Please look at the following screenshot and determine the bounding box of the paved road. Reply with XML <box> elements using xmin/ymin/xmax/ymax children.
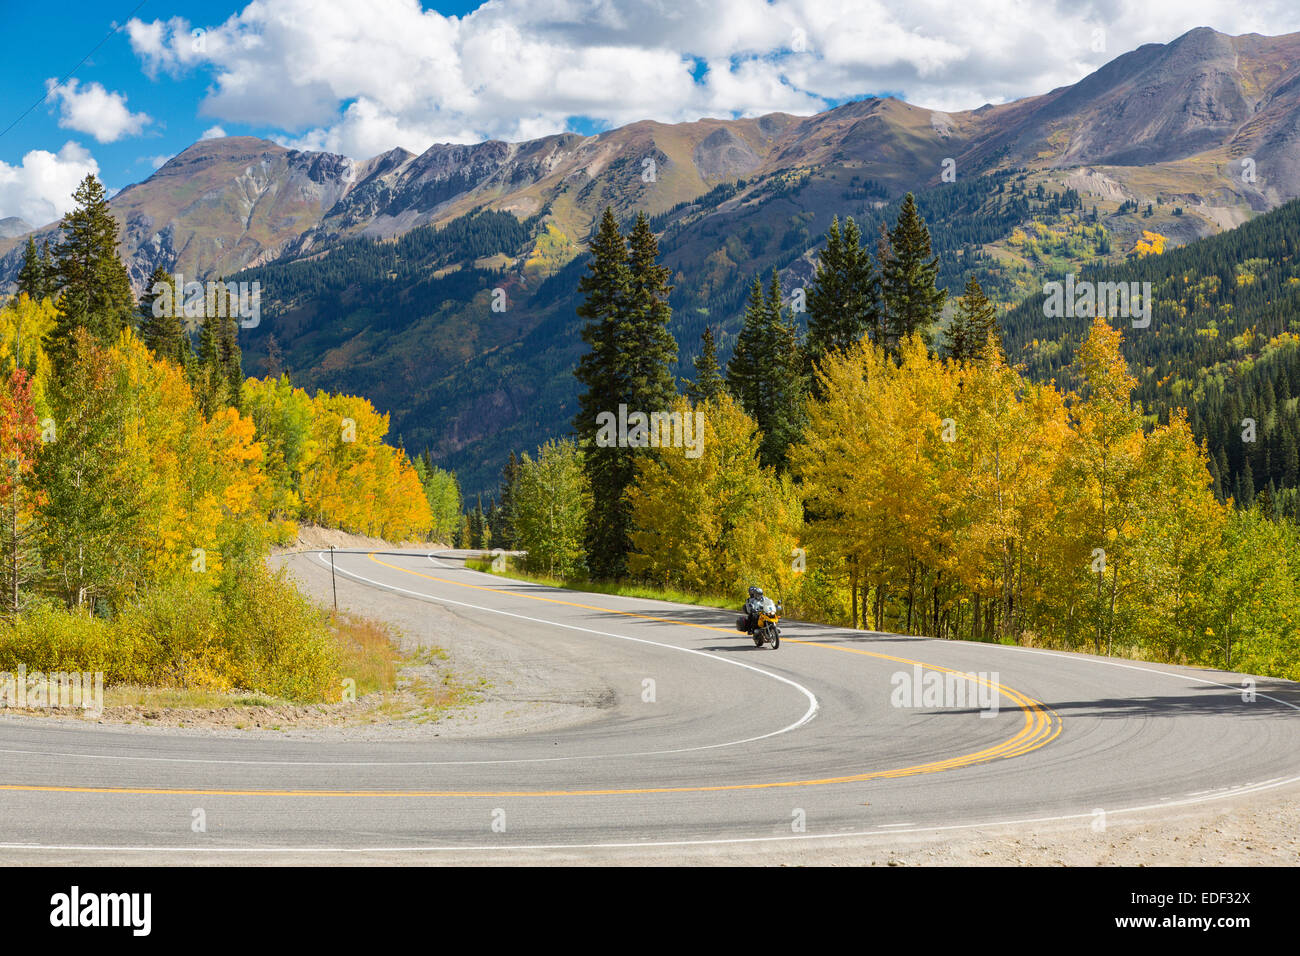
<box><xmin>2</xmin><ymin>548</ymin><xmax>1299</xmax><ymax>862</ymax></box>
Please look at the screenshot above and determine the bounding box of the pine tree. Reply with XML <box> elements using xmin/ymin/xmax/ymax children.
<box><xmin>191</xmin><ymin>285</ymin><xmax>243</xmax><ymax>413</ymax></box>
<box><xmin>468</xmin><ymin>495</ymin><xmax>486</xmax><ymax>549</ymax></box>
<box><xmin>137</xmin><ymin>266</ymin><xmax>168</xmax><ymax>340</ymax></box>
<box><xmin>882</xmin><ymin>193</ymin><xmax>946</xmax><ymax>351</ymax></box>
<box><xmin>40</xmin><ymin>240</ymin><xmax>53</xmax><ymax>299</ymax></box>
<box><xmin>486</xmin><ymin>498</ymin><xmax>502</xmax><ymax>548</ymax></box>
<box><xmin>944</xmin><ymin>275</ymin><xmax>1001</xmax><ymax>364</ymax></box>
<box><xmin>806</xmin><ymin>215</ymin><xmax>880</xmax><ymax>380</ymax></box>
<box><xmin>194</xmin><ymin>305</ymin><xmax>225</xmax><ymax>415</ymax></box>
<box><xmin>137</xmin><ymin>266</ymin><xmax>191</xmax><ymax>368</ymax></box>
<box><xmin>16</xmin><ymin>237</ymin><xmax>48</xmax><ymax>302</ymax></box>
<box><xmin>573</xmin><ymin>207</ymin><xmax>635</xmax><ymax>578</ymax></box>
<box><xmin>492</xmin><ymin>451</ymin><xmax>519</xmax><ymax>550</ymax></box>
<box><xmin>770</xmin><ymin>283</ymin><xmax>808</xmax><ymax>466</ymax></box>
<box><xmin>685</xmin><ymin>326</ymin><xmax>726</xmax><ymax>403</ymax></box>
<box><xmin>728</xmin><ymin>277</ymin><xmax>768</xmax><ymax>430</ymax></box>
<box><xmin>197</xmin><ymin>303</ymin><xmax>218</xmax><ymax>368</ymax></box>
<box><xmin>1215</xmin><ymin>446</ymin><xmax>1231</xmax><ymax>502</ymax></box>
<box><xmin>1238</xmin><ymin>459</ymin><xmax>1255</xmax><ymax>509</ymax></box>
<box><xmin>48</xmin><ymin>175</ymin><xmax>134</xmax><ymax>368</ymax></box>
<box><xmin>216</xmin><ymin>306</ymin><xmax>244</xmax><ymax>410</ymax></box>
<box><xmin>1208</xmin><ymin>451</ymin><xmax>1223</xmax><ymax>500</ymax></box>
<box><xmin>573</xmin><ymin>207</ymin><xmax>678</xmax><ymax>578</ymax></box>
<box><xmin>625</xmin><ymin>212</ymin><xmax>678</xmax><ymax>412</ymax></box>
<box><xmin>727</xmin><ymin>270</ymin><xmax>806</xmax><ymax>470</ymax></box>
<box><xmin>1281</xmin><ymin>427</ymin><xmax>1298</xmax><ymax>489</ymax></box>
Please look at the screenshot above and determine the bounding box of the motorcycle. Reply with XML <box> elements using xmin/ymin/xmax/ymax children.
<box><xmin>736</xmin><ymin>598</ymin><xmax>782</xmax><ymax>649</ymax></box>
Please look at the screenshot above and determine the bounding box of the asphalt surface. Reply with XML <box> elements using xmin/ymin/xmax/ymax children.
<box><xmin>2</xmin><ymin>548</ymin><xmax>1299</xmax><ymax>863</ymax></box>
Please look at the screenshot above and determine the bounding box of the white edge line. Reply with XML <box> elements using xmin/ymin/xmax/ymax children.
<box><xmin>319</xmin><ymin>549</ymin><xmax>822</xmax><ymax>750</ymax></box>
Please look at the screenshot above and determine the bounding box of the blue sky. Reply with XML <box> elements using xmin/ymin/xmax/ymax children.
<box><xmin>2</xmin><ymin>3</ymin><xmax>238</xmax><ymax>185</ymax></box>
<box><xmin>4</xmin><ymin>0</ymin><xmax>1300</xmax><ymax>227</ymax></box>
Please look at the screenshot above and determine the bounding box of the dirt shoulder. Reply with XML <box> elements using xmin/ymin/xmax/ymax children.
<box><xmin>634</xmin><ymin>786</ymin><xmax>1300</xmax><ymax>867</ymax></box>
<box><xmin>0</xmin><ymin>643</ymin><xmax>482</xmax><ymax>742</ymax></box>
<box><xmin>270</xmin><ymin>545</ymin><xmax>613</xmax><ymax>741</ymax></box>
<box><xmin>271</xmin><ymin>524</ymin><xmax>447</xmax><ymax>555</ymax></box>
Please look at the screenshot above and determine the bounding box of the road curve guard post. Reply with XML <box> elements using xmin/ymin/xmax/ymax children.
<box><xmin>329</xmin><ymin>545</ymin><xmax>338</xmax><ymax>615</ymax></box>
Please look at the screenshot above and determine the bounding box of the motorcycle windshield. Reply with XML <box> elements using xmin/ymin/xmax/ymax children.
<box><xmin>762</xmin><ymin>598</ymin><xmax>776</xmax><ymax>615</ymax></box>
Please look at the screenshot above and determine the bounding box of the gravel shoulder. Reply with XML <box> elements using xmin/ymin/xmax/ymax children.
<box><xmin>269</xmin><ymin>540</ymin><xmax>614</xmax><ymax>741</ymax></box>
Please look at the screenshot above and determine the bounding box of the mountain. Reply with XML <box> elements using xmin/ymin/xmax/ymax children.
<box><xmin>964</xmin><ymin>28</ymin><xmax>1300</xmax><ymax>185</ymax></box>
<box><xmin>0</xmin><ymin>104</ymin><xmax>951</xmax><ymax>290</ymax></box>
<box><xmin>5</xmin><ymin>26</ymin><xmax>1300</xmax><ymax>492</ymax></box>
<box><xmin>0</xmin><ymin>138</ymin><xmax>414</xmax><ymax>290</ymax></box>
<box><xmin>10</xmin><ymin>27</ymin><xmax>1300</xmax><ymax>287</ymax></box>
<box><xmin>0</xmin><ymin>217</ymin><xmax>32</xmax><ymax>239</ymax></box>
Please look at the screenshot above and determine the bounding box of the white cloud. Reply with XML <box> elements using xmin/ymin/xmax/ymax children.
<box><xmin>148</xmin><ymin>155</ymin><xmax>172</xmax><ymax>169</ymax></box>
<box><xmin>45</xmin><ymin>78</ymin><xmax>151</xmax><ymax>143</ymax></box>
<box><xmin>0</xmin><ymin>141</ymin><xmax>100</xmax><ymax>226</ymax></box>
<box><xmin>200</xmin><ymin>125</ymin><xmax>227</xmax><ymax>140</ymax></box>
<box><xmin>126</xmin><ymin>0</ymin><xmax>1300</xmax><ymax>157</ymax></box>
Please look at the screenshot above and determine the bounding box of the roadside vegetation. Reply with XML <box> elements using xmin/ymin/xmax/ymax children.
<box><xmin>465</xmin><ymin>555</ymin><xmax>735</xmax><ymax>612</ymax></box>
<box><xmin>0</xmin><ymin>175</ymin><xmax>466</xmax><ymax>704</ymax></box>
<box><xmin>2</xmin><ymin>602</ymin><xmax>473</xmax><ymax>724</ymax></box>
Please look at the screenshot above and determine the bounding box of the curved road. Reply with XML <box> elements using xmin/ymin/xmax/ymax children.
<box><xmin>2</xmin><ymin>548</ymin><xmax>1299</xmax><ymax>862</ymax></box>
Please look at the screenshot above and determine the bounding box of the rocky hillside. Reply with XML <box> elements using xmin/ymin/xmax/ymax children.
<box><xmin>7</xmin><ymin>27</ymin><xmax>1300</xmax><ymax>291</ymax></box>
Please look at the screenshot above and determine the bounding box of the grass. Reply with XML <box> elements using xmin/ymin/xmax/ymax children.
<box><xmin>331</xmin><ymin>612</ymin><xmax>403</xmax><ymax>697</ymax></box>
<box><xmin>375</xmin><ymin>673</ymin><xmax>484</xmax><ymax>724</ymax></box>
<box><xmin>464</xmin><ymin>557</ymin><xmax>736</xmax><ymax>612</ymax></box>
<box><xmin>104</xmin><ymin>685</ymin><xmax>283</xmax><ymax>710</ymax></box>
<box><xmin>97</xmin><ymin>613</ymin><xmax>405</xmax><ymax>713</ymax></box>
<box><xmin>331</xmin><ymin>616</ymin><xmax>478</xmax><ymax>723</ymax></box>
<box><xmin>329</xmin><ymin>612</ymin><xmax>483</xmax><ymax>722</ymax></box>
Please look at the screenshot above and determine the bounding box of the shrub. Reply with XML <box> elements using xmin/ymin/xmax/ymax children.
<box><xmin>0</xmin><ymin>569</ymin><xmax>343</xmax><ymax>703</ymax></box>
<box><xmin>115</xmin><ymin>584</ymin><xmax>231</xmax><ymax>691</ymax></box>
<box><xmin>218</xmin><ymin>566</ymin><xmax>341</xmax><ymax>701</ymax></box>
<box><xmin>0</xmin><ymin>604</ymin><xmax>147</xmax><ymax>681</ymax></box>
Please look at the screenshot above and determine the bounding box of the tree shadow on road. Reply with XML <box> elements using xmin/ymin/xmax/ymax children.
<box><xmin>935</xmin><ymin>684</ymin><xmax>1300</xmax><ymax>719</ymax></box>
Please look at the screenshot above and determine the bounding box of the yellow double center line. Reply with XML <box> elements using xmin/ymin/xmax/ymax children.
<box><xmin>0</xmin><ymin>552</ymin><xmax>1060</xmax><ymax>799</ymax></box>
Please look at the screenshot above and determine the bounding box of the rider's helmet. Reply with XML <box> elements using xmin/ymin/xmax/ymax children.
<box><xmin>748</xmin><ymin>585</ymin><xmax>763</xmax><ymax>601</ymax></box>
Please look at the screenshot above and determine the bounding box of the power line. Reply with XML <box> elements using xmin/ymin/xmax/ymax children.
<box><xmin>0</xmin><ymin>0</ymin><xmax>151</xmax><ymax>143</ymax></box>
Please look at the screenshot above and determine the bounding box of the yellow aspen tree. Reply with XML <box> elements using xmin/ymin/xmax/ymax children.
<box><xmin>629</xmin><ymin>394</ymin><xmax>801</xmax><ymax>598</ymax></box>
<box><xmin>1065</xmin><ymin>317</ymin><xmax>1146</xmax><ymax>654</ymax></box>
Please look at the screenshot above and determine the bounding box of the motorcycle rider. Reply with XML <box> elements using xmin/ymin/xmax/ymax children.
<box><xmin>738</xmin><ymin>585</ymin><xmax>768</xmax><ymax>633</ymax></box>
